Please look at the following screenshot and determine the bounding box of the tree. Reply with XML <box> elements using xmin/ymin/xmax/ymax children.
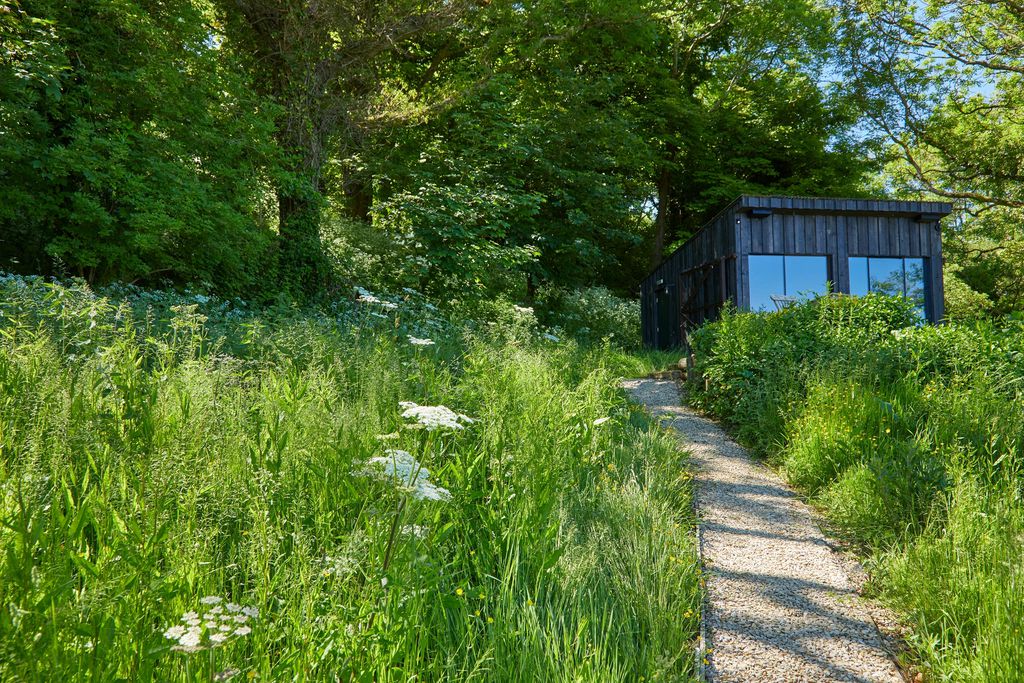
<box><xmin>359</xmin><ymin>0</ymin><xmax>662</xmax><ymax>298</ymax></box>
<box><xmin>354</xmin><ymin>0</ymin><xmax>874</xmax><ymax>298</ymax></box>
<box><xmin>214</xmin><ymin>0</ymin><xmax>469</xmax><ymax>291</ymax></box>
<box><xmin>840</xmin><ymin>0</ymin><xmax>1024</xmax><ymax>208</ymax></box>
<box><xmin>0</xmin><ymin>0</ymin><xmax>879</xmax><ymax>301</ymax></box>
<box><xmin>645</xmin><ymin>0</ymin><xmax>874</xmax><ymax>264</ymax></box>
<box><xmin>840</xmin><ymin>0</ymin><xmax>1024</xmax><ymax>314</ymax></box>
<box><xmin>0</xmin><ymin>0</ymin><xmax>280</xmax><ymax>292</ymax></box>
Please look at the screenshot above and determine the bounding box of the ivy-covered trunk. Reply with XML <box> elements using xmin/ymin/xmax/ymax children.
<box><xmin>272</xmin><ymin>94</ymin><xmax>334</xmax><ymax>294</ymax></box>
<box><xmin>276</xmin><ymin>186</ymin><xmax>325</xmax><ymax>293</ymax></box>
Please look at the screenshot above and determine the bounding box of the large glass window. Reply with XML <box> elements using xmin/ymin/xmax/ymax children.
<box><xmin>748</xmin><ymin>255</ymin><xmax>829</xmax><ymax>312</ymax></box>
<box><xmin>848</xmin><ymin>257</ymin><xmax>927</xmax><ymax>318</ymax></box>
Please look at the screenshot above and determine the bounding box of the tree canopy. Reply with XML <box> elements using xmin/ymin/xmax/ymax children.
<box><xmin>1</xmin><ymin>0</ymin><xmax>1020</xmax><ymax>312</ymax></box>
<box><xmin>840</xmin><ymin>0</ymin><xmax>1024</xmax><ymax>316</ymax></box>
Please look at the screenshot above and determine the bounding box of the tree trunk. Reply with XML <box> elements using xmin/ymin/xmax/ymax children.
<box><xmin>273</xmin><ymin>101</ymin><xmax>332</xmax><ymax>294</ymax></box>
<box><xmin>344</xmin><ymin>176</ymin><xmax>373</xmax><ymax>222</ymax></box>
<box><xmin>525</xmin><ymin>272</ymin><xmax>538</xmax><ymax>303</ymax></box>
<box><xmin>651</xmin><ymin>164</ymin><xmax>673</xmax><ymax>269</ymax></box>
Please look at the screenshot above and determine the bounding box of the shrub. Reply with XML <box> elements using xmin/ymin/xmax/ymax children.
<box><xmin>537</xmin><ymin>286</ymin><xmax>640</xmax><ymax>350</ymax></box>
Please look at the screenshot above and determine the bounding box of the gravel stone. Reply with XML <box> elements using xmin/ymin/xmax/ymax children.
<box><xmin>623</xmin><ymin>379</ymin><xmax>903</xmax><ymax>683</ymax></box>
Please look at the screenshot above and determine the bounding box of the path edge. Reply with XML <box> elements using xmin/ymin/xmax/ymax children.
<box><xmin>628</xmin><ymin>377</ymin><xmax>910</xmax><ymax>683</ymax></box>
<box><xmin>679</xmin><ymin>385</ymin><xmax>913</xmax><ymax>683</ymax></box>
<box><xmin>694</xmin><ymin>504</ymin><xmax>710</xmax><ymax>682</ymax></box>
<box><xmin>626</xmin><ymin>377</ymin><xmax>711</xmax><ymax>683</ymax></box>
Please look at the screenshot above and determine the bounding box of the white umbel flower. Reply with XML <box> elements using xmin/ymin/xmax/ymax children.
<box><xmin>408</xmin><ymin>336</ymin><xmax>435</xmax><ymax>346</ymax></box>
<box><xmin>399</xmin><ymin>402</ymin><xmax>475</xmax><ymax>431</ymax></box>
<box><xmin>364</xmin><ymin>448</ymin><xmax>451</xmax><ymax>501</ymax></box>
<box><xmin>177</xmin><ymin>628</ymin><xmax>203</xmax><ymax>652</ymax></box>
<box><xmin>164</xmin><ymin>599</ymin><xmax>258</xmax><ymax>653</ymax></box>
<box><xmin>163</xmin><ymin>625</ymin><xmax>187</xmax><ymax>640</ymax></box>
<box><xmin>401</xmin><ymin>524</ymin><xmax>428</xmax><ymax>539</ymax></box>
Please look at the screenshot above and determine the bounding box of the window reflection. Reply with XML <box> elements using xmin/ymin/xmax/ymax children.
<box><xmin>848</xmin><ymin>257</ymin><xmax>928</xmax><ymax>319</ymax></box>
<box><xmin>748</xmin><ymin>255</ymin><xmax>828</xmax><ymax>312</ymax></box>
<box><xmin>905</xmin><ymin>258</ymin><xmax>926</xmax><ymax>319</ymax></box>
<box><xmin>748</xmin><ymin>256</ymin><xmax>785</xmax><ymax>312</ymax></box>
<box><xmin>868</xmin><ymin>258</ymin><xmax>904</xmax><ymax>297</ymax></box>
<box><xmin>849</xmin><ymin>257</ymin><xmax>868</xmax><ymax>296</ymax></box>
<box><xmin>786</xmin><ymin>256</ymin><xmax>828</xmax><ymax>299</ymax></box>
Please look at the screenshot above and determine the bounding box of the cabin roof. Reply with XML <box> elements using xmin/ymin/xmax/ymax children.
<box><xmin>736</xmin><ymin>195</ymin><xmax>953</xmax><ymax>217</ymax></box>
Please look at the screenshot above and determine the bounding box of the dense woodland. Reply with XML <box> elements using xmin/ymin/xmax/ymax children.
<box><xmin>1</xmin><ymin>1</ymin><xmax>1024</xmax><ymax>682</ymax></box>
<box><xmin>2</xmin><ymin>0</ymin><xmax>1021</xmax><ymax>316</ymax></box>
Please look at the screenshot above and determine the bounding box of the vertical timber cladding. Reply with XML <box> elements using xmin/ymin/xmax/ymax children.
<box><xmin>640</xmin><ymin>195</ymin><xmax>952</xmax><ymax>350</ymax></box>
<box><xmin>640</xmin><ymin>203</ymin><xmax>737</xmax><ymax>349</ymax></box>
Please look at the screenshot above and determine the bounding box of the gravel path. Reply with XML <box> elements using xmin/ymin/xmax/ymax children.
<box><xmin>623</xmin><ymin>379</ymin><xmax>903</xmax><ymax>683</ymax></box>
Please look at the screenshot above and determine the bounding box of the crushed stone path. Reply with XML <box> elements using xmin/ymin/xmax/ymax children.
<box><xmin>623</xmin><ymin>379</ymin><xmax>903</xmax><ymax>683</ymax></box>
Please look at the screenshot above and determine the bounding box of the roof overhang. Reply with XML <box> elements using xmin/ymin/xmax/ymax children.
<box><xmin>737</xmin><ymin>195</ymin><xmax>953</xmax><ymax>218</ymax></box>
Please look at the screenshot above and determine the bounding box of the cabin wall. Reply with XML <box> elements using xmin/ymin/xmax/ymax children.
<box><xmin>642</xmin><ymin>196</ymin><xmax>950</xmax><ymax>350</ymax></box>
<box><xmin>738</xmin><ymin>199</ymin><xmax>945</xmax><ymax>322</ymax></box>
<box><xmin>640</xmin><ymin>207</ymin><xmax>737</xmax><ymax>349</ymax></box>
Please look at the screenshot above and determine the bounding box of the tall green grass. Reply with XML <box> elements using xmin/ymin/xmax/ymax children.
<box><xmin>691</xmin><ymin>296</ymin><xmax>1024</xmax><ymax>681</ymax></box>
<box><xmin>0</xmin><ymin>276</ymin><xmax>700</xmax><ymax>682</ymax></box>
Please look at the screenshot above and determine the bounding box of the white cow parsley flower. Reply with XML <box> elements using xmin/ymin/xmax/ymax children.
<box><xmin>363</xmin><ymin>448</ymin><xmax>452</xmax><ymax>501</ymax></box>
<box><xmin>164</xmin><ymin>625</ymin><xmax>187</xmax><ymax>640</ymax></box>
<box><xmin>408</xmin><ymin>336</ymin><xmax>435</xmax><ymax>346</ymax></box>
<box><xmin>401</xmin><ymin>524</ymin><xmax>428</xmax><ymax>539</ymax></box>
<box><xmin>177</xmin><ymin>628</ymin><xmax>203</xmax><ymax>652</ymax></box>
<box><xmin>163</xmin><ymin>599</ymin><xmax>258</xmax><ymax>653</ymax></box>
<box><xmin>399</xmin><ymin>402</ymin><xmax>475</xmax><ymax>431</ymax></box>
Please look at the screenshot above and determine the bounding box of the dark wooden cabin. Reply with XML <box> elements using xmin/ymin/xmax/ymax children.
<box><xmin>640</xmin><ymin>195</ymin><xmax>953</xmax><ymax>350</ymax></box>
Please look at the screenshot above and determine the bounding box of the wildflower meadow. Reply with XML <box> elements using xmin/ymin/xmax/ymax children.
<box><xmin>0</xmin><ymin>275</ymin><xmax>700</xmax><ymax>682</ymax></box>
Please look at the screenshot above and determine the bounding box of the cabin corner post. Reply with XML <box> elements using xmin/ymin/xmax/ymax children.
<box><xmin>932</xmin><ymin>223</ymin><xmax>945</xmax><ymax>322</ymax></box>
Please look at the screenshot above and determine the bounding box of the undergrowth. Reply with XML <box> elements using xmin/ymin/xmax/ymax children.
<box><xmin>690</xmin><ymin>295</ymin><xmax>1024</xmax><ymax>681</ymax></box>
<box><xmin>0</xmin><ymin>275</ymin><xmax>700</xmax><ymax>682</ymax></box>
